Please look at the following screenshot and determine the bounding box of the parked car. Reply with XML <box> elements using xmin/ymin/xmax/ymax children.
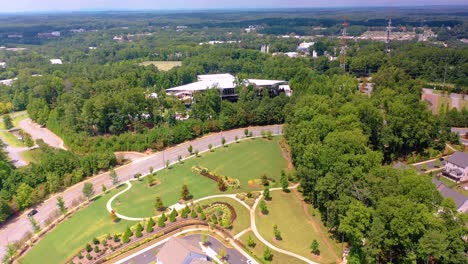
<box><xmin>27</xmin><ymin>209</ymin><xmax>38</xmax><ymax>217</ymax></box>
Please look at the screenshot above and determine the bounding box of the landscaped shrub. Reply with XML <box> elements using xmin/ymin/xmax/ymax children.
<box><xmin>146</xmin><ymin>217</ymin><xmax>155</xmax><ymax>233</ymax></box>
<box><xmin>94</xmin><ymin>245</ymin><xmax>100</xmax><ymax>253</ymax></box>
<box><xmin>85</xmin><ymin>243</ymin><xmax>92</xmax><ymax>252</ymax></box>
<box><xmin>93</xmin><ymin>237</ymin><xmax>100</xmax><ymax>245</ymax></box>
<box><xmin>113</xmin><ymin>234</ymin><xmax>120</xmax><ymax>243</ymax></box>
<box><xmin>86</xmin><ymin>253</ymin><xmax>92</xmax><ymax>260</ymax></box>
<box><xmin>191</xmin><ymin>209</ymin><xmax>197</xmax><ymax>218</ymax></box>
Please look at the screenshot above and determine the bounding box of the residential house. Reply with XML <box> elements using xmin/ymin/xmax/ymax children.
<box><xmin>156</xmin><ymin>237</ymin><xmax>210</xmax><ymax>264</ymax></box>
<box><xmin>432</xmin><ymin>178</ymin><xmax>468</xmax><ymax>213</ymax></box>
<box><xmin>443</xmin><ymin>151</ymin><xmax>468</xmax><ymax>182</ymax></box>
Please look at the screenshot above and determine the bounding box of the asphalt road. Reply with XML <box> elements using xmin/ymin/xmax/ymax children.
<box><xmin>0</xmin><ymin>124</ymin><xmax>283</xmax><ymax>259</ymax></box>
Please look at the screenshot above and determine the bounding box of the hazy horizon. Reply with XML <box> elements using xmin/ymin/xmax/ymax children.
<box><xmin>0</xmin><ymin>0</ymin><xmax>467</xmax><ymax>13</ymax></box>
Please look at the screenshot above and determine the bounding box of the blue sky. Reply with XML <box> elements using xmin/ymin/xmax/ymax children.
<box><xmin>1</xmin><ymin>0</ymin><xmax>466</xmax><ymax>13</ymax></box>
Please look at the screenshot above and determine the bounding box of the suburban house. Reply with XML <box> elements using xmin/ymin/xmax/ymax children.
<box><xmin>165</xmin><ymin>73</ymin><xmax>291</xmax><ymax>101</ymax></box>
<box><xmin>443</xmin><ymin>151</ymin><xmax>468</xmax><ymax>182</ymax></box>
<box><xmin>50</xmin><ymin>59</ymin><xmax>63</xmax><ymax>65</ymax></box>
<box><xmin>156</xmin><ymin>237</ymin><xmax>210</xmax><ymax>264</ymax></box>
<box><xmin>432</xmin><ymin>178</ymin><xmax>468</xmax><ymax>213</ymax></box>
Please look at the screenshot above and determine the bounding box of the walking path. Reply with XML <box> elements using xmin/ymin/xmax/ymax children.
<box><xmin>0</xmin><ymin>124</ymin><xmax>282</xmax><ymax>259</ymax></box>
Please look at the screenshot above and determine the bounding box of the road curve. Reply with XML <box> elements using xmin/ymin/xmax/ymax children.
<box><xmin>18</xmin><ymin>118</ymin><xmax>67</xmax><ymax>150</ymax></box>
<box><xmin>0</xmin><ymin>124</ymin><xmax>283</xmax><ymax>259</ymax></box>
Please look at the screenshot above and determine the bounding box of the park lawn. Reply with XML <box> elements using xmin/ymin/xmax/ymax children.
<box><xmin>0</xmin><ymin>131</ymin><xmax>25</xmax><ymax>147</ymax></box>
<box><xmin>196</xmin><ymin>197</ymin><xmax>250</xmax><ymax>236</ymax></box>
<box><xmin>195</xmin><ymin>137</ymin><xmax>288</xmax><ymax>190</ymax></box>
<box><xmin>20</xmin><ymin>148</ymin><xmax>44</xmax><ymax>164</ymax></box>
<box><xmin>22</xmin><ymin>188</ymin><xmax>132</xmax><ymax>264</ymax></box>
<box><xmin>256</xmin><ymin>191</ymin><xmax>342</xmax><ymax>264</ymax></box>
<box><xmin>239</xmin><ymin>230</ymin><xmax>306</xmax><ymax>264</ymax></box>
<box><xmin>139</xmin><ymin>61</ymin><xmax>182</xmax><ymax>71</ymax></box>
<box><xmin>113</xmin><ymin>138</ymin><xmax>288</xmax><ymax>218</ymax></box>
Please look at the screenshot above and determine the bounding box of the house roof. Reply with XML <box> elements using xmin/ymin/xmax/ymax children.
<box><xmin>157</xmin><ymin>237</ymin><xmax>205</xmax><ymax>264</ymax></box>
<box><xmin>432</xmin><ymin>178</ymin><xmax>468</xmax><ymax>213</ymax></box>
<box><xmin>447</xmin><ymin>152</ymin><xmax>468</xmax><ymax>168</ymax></box>
<box><xmin>246</xmin><ymin>79</ymin><xmax>285</xmax><ymax>86</ymax></box>
<box><xmin>50</xmin><ymin>59</ymin><xmax>63</xmax><ymax>65</ymax></box>
<box><xmin>197</xmin><ymin>73</ymin><xmax>235</xmax><ymax>81</ymax></box>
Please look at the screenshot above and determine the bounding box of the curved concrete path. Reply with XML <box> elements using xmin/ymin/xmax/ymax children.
<box><xmin>0</xmin><ymin>124</ymin><xmax>282</xmax><ymax>259</ymax></box>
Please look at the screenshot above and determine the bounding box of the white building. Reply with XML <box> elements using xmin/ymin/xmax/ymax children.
<box><xmin>0</xmin><ymin>78</ymin><xmax>17</xmax><ymax>86</ymax></box>
<box><xmin>166</xmin><ymin>73</ymin><xmax>292</xmax><ymax>100</ymax></box>
<box><xmin>297</xmin><ymin>42</ymin><xmax>315</xmax><ymax>53</ymax></box>
<box><xmin>0</xmin><ymin>62</ymin><xmax>6</xmax><ymax>68</ymax></box>
<box><xmin>50</xmin><ymin>59</ymin><xmax>63</xmax><ymax>65</ymax></box>
<box><xmin>444</xmin><ymin>151</ymin><xmax>468</xmax><ymax>182</ymax></box>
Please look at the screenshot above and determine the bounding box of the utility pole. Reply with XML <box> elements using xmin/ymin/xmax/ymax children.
<box><xmin>385</xmin><ymin>16</ymin><xmax>392</xmax><ymax>55</ymax></box>
<box><xmin>340</xmin><ymin>19</ymin><xmax>348</xmax><ymax>70</ymax></box>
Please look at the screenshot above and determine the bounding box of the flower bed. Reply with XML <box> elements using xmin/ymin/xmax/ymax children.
<box><xmin>192</xmin><ymin>166</ymin><xmax>240</xmax><ymax>190</ymax></box>
<box><xmin>203</xmin><ymin>202</ymin><xmax>236</xmax><ymax>229</ymax></box>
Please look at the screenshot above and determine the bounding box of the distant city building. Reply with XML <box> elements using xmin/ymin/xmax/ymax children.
<box><xmin>359</xmin><ymin>31</ymin><xmax>416</xmax><ymax>41</ymax></box>
<box><xmin>0</xmin><ymin>62</ymin><xmax>6</xmax><ymax>68</ymax></box>
<box><xmin>70</xmin><ymin>28</ymin><xmax>86</xmax><ymax>33</ymax></box>
<box><xmin>297</xmin><ymin>42</ymin><xmax>315</xmax><ymax>54</ymax></box>
<box><xmin>5</xmin><ymin>47</ymin><xmax>26</xmax><ymax>52</ymax></box>
<box><xmin>156</xmin><ymin>237</ymin><xmax>209</xmax><ymax>264</ymax></box>
<box><xmin>50</xmin><ymin>59</ymin><xmax>63</xmax><ymax>65</ymax></box>
<box><xmin>0</xmin><ymin>78</ymin><xmax>17</xmax><ymax>86</ymax></box>
<box><xmin>37</xmin><ymin>31</ymin><xmax>60</xmax><ymax>38</ymax></box>
<box><xmin>7</xmin><ymin>34</ymin><xmax>23</xmax><ymax>38</ymax></box>
<box><xmin>260</xmin><ymin>44</ymin><xmax>270</xmax><ymax>53</ymax></box>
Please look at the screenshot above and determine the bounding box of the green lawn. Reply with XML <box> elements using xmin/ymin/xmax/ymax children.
<box><xmin>196</xmin><ymin>197</ymin><xmax>250</xmax><ymax>235</ymax></box>
<box><xmin>256</xmin><ymin>191</ymin><xmax>342</xmax><ymax>264</ymax></box>
<box><xmin>138</xmin><ymin>61</ymin><xmax>182</xmax><ymax>71</ymax></box>
<box><xmin>239</xmin><ymin>230</ymin><xmax>306</xmax><ymax>264</ymax></box>
<box><xmin>113</xmin><ymin>138</ymin><xmax>288</xmax><ymax>218</ymax></box>
<box><xmin>22</xmin><ymin>188</ymin><xmax>132</xmax><ymax>264</ymax></box>
<box><xmin>0</xmin><ymin>131</ymin><xmax>25</xmax><ymax>147</ymax></box>
<box><xmin>20</xmin><ymin>148</ymin><xmax>44</xmax><ymax>164</ymax></box>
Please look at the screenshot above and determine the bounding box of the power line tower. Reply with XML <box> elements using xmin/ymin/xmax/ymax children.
<box><xmin>385</xmin><ymin>16</ymin><xmax>392</xmax><ymax>55</ymax></box>
<box><xmin>339</xmin><ymin>19</ymin><xmax>348</xmax><ymax>70</ymax></box>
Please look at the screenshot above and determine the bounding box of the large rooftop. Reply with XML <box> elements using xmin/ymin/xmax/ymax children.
<box><xmin>447</xmin><ymin>151</ymin><xmax>468</xmax><ymax>168</ymax></box>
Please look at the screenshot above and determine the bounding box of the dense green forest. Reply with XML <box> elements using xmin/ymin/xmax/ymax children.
<box><xmin>0</xmin><ymin>9</ymin><xmax>466</xmax><ymax>263</ymax></box>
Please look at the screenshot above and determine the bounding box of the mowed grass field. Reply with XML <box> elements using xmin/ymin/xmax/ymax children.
<box><xmin>113</xmin><ymin>137</ymin><xmax>288</xmax><ymax>218</ymax></box>
<box><xmin>239</xmin><ymin>230</ymin><xmax>306</xmax><ymax>264</ymax></box>
<box><xmin>256</xmin><ymin>191</ymin><xmax>343</xmax><ymax>264</ymax></box>
<box><xmin>196</xmin><ymin>197</ymin><xmax>251</xmax><ymax>235</ymax></box>
<box><xmin>138</xmin><ymin>61</ymin><xmax>182</xmax><ymax>71</ymax></box>
<box><xmin>22</xmin><ymin>188</ymin><xmax>132</xmax><ymax>264</ymax></box>
<box><xmin>20</xmin><ymin>148</ymin><xmax>44</xmax><ymax>164</ymax></box>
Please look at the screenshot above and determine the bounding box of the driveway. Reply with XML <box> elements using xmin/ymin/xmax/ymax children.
<box><xmin>18</xmin><ymin>118</ymin><xmax>66</xmax><ymax>150</ymax></box>
<box><xmin>0</xmin><ymin>124</ymin><xmax>283</xmax><ymax>259</ymax></box>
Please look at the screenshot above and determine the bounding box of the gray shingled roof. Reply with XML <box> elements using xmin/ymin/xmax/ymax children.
<box><xmin>447</xmin><ymin>152</ymin><xmax>468</xmax><ymax>168</ymax></box>
<box><xmin>432</xmin><ymin>178</ymin><xmax>468</xmax><ymax>210</ymax></box>
<box><xmin>157</xmin><ymin>237</ymin><xmax>205</xmax><ymax>264</ymax></box>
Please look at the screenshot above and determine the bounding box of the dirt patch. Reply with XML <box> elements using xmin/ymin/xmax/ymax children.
<box><xmin>278</xmin><ymin>138</ymin><xmax>293</xmax><ymax>170</ymax></box>
<box><xmin>291</xmin><ymin>188</ymin><xmax>342</xmax><ymax>263</ymax></box>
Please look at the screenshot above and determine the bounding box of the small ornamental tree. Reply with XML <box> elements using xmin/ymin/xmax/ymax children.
<box><xmin>110</xmin><ymin>168</ymin><xmax>119</xmax><ymax>186</ymax></box>
<box><xmin>263</xmin><ymin>247</ymin><xmax>273</xmax><ymax>261</ymax></box>
<box><xmin>218</xmin><ymin>179</ymin><xmax>227</xmax><ymax>191</ymax></box>
<box><xmin>155</xmin><ymin>196</ymin><xmax>165</xmax><ymax>212</ymax></box>
<box><xmin>178</xmin><ymin>155</ymin><xmax>182</xmax><ymax>164</ymax></box>
<box><xmin>260</xmin><ymin>200</ymin><xmax>268</xmax><ymax>215</ymax></box>
<box><xmin>194</xmin><ymin>149</ymin><xmax>199</xmax><ymax>157</ymax></box>
<box><xmin>208</xmin><ymin>143</ymin><xmax>213</xmax><ymax>152</ymax></box>
<box><xmin>56</xmin><ymin>196</ymin><xmax>67</xmax><ymax>214</ymax></box>
<box><xmin>147</xmin><ymin>174</ymin><xmax>155</xmax><ymax>187</ymax></box>
<box><xmin>221</xmin><ymin>137</ymin><xmax>226</xmax><ymax>147</ymax></box>
<box><xmin>244</xmin><ymin>129</ymin><xmax>249</xmax><ymax>137</ymax></box>
<box><xmin>149</xmin><ymin>166</ymin><xmax>154</xmax><ymax>174</ymax></box>
<box><xmin>135</xmin><ymin>223</ymin><xmax>143</xmax><ymax>238</ymax></box>
<box><xmin>188</xmin><ymin>145</ymin><xmax>193</xmax><ymax>154</ymax></box>
<box><xmin>311</xmin><ymin>239</ymin><xmax>320</xmax><ymax>255</ymax></box>
<box><xmin>273</xmin><ymin>224</ymin><xmax>282</xmax><ymax>240</ymax></box>
<box><xmin>122</xmin><ymin>227</ymin><xmax>132</xmax><ymax>243</ymax></box>
<box><xmin>281</xmin><ymin>172</ymin><xmax>289</xmax><ymax>192</ymax></box>
<box><xmin>196</xmin><ymin>205</ymin><xmax>203</xmax><ymax>213</ymax></box>
<box><xmin>158</xmin><ymin>214</ymin><xmax>166</xmax><ymax>227</ymax></box>
<box><xmin>82</xmin><ymin>182</ymin><xmax>94</xmax><ymax>200</ymax></box>
<box><xmin>181</xmin><ymin>184</ymin><xmax>190</xmax><ymax>200</ymax></box>
<box><xmin>101</xmin><ymin>184</ymin><xmax>107</xmax><ymax>193</ymax></box>
<box><xmin>3</xmin><ymin>115</ymin><xmax>12</xmax><ymax>129</ymax></box>
<box><xmin>247</xmin><ymin>235</ymin><xmax>256</xmax><ymax>248</ymax></box>
<box><xmin>166</xmin><ymin>159</ymin><xmax>170</xmax><ymax>169</ymax></box>
<box><xmin>170</xmin><ymin>209</ymin><xmax>177</xmax><ymax>222</ymax></box>
<box><xmin>212</xmin><ymin>214</ymin><xmax>218</xmax><ymax>224</ymax></box>
<box><xmin>85</xmin><ymin>243</ymin><xmax>92</xmax><ymax>252</ymax></box>
<box><xmin>200</xmin><ymin>211</ymin><xmax>207</xmax><ymax>221</ymax></box>
<box><xmin>201</xmin><ymin>234</ymin><xmax>209</xmax><ymax>246</ymax></box>
<box><xmin>235</xmin><ymin>135</ymin><xmax>239</xmax><ymax>143</ymax></box>
<box><xmin>191</xmin><ymin>209</ymin><xmax>198</xmax><ymax>218</ymax></box>
<box><xmin>146</xmin><ymin>217</ymin><xmax>155</xmax><ymax>233</ymax></box>
<box><xmin>261</xmin><ymin>174</ymin><xmax>269</xmax><ymax>186</ymax></box>
<box><xmin>263</xmin><ymin>188</ymin><xmax>271</xmax><ymax>201</ymax></box>
<box><xmin>110</xmin><ymin>210</ymin><xmax>119</xmax><ymax>222</ymax></box>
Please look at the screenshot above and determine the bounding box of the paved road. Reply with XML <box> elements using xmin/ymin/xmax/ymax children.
<box><xmin>451</xmin><ymin>127</ymin><xmax>468</xmax><ymax>146</ymax></box>
<box><xmin>0</xmin><ymin>124</ymin><xmax>282</xmax><ymax>259</ymax></box>
<box><xmin>0</xmin><ymin>133</ymin><xmax>32</xmax><ymax>167</ymax></box>
<box><xmin>18</xmin><ymin>118</ymin><xmax>67</xmax><ymax>150</ymax></box>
